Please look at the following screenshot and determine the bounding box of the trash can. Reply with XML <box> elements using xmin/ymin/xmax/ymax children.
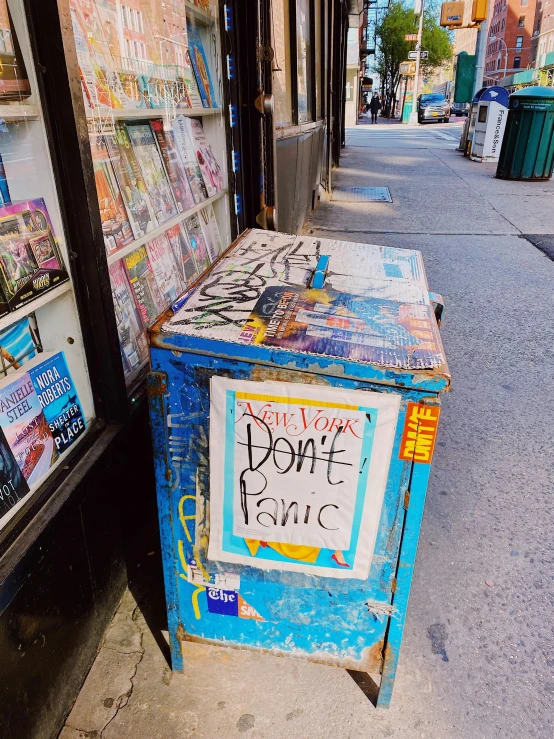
<box><xmin>148</xmin><ymin>229</ymin><xmax>451</xmax><ymax>709</ymax></box>
<box><xmin>496</xmin><ymin>86</ymin><xmax>554</xmax><ymax>180</ymax></box>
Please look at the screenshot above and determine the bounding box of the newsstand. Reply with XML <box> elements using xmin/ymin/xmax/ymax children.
<box><xmin>147</xmin><ymin>229</ymin><xmax>451</xmax><ymax>708</ymax></box>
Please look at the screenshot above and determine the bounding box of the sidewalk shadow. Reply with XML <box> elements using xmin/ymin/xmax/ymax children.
<box><xmin>346</xmin><ymin>669</ymin><xmax>380</xmax><ymax>707</ymax></box>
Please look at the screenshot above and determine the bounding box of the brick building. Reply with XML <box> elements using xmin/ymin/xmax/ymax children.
<box><xmin>532</xmin><ymin>0</ymin><xmax>554</xmax><ymax>68</ymax></box>
<box><xmin>484</xmin><ymin>0</ymin><xmax>537</xmax><ymax>83</ymax></box>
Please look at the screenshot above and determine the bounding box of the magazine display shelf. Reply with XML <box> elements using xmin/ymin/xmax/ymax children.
<box><xmin>0</xmin><ymin>282</ymin><xmax>71</xmax><ymax>333</ymax></box>
<box><xmin>106</xmin><ymin>189</ymin><xmax>228</xmax><ymax>267</ymax></box>
<box><xmin>0</xmin><ymin>103</ymin><xmax>40</xmax><ymax>121</ymax></box>
<box><xmin>85</xmin><ymin>107</ymin><xmax>219</xmax><ymax>121</ymax></box>
<box><xmin>184</xmin><ymin>1</ymin><xmax>212</xmax><ymax>26</ymax></box>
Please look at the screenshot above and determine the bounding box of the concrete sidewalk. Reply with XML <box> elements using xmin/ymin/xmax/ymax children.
<box><xmin>60</xmin><ymin>128</ymin><xmax>554</xmax><ymax>739</ymax></box>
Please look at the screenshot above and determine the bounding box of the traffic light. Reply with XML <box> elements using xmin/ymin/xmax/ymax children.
<box><xmin>471</xmin><ymin>0</ymin><xmax>489</xmax><ymax>22</ymax></box>
<box><xmin>440</xmin><ymin>2</ymin><xmax>464</xmax><ymax>27</ymax></box>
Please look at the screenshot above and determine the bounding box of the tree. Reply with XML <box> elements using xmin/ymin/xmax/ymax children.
<box><xmin>374</xmin><ymin>1</ymin><xmax>452</xmax><ymax>117</ymax></box>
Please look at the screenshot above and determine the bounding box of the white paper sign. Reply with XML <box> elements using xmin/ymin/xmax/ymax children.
<box><xmin>208</xmin><ymin>378</ymin><xmax>400</xmax><ymax>579</ymax></box>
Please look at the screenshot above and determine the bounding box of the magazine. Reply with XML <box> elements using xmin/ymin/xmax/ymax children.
<box><xmin>188</xmin><ymin>118</ymin><xmax>225</xmax><ymax>196</ymax></box>
<box><xmin>183</xmin><ymin>212</ymin><xmax>211</xmax><ymax>273</ymax></box>
<box><xmin>199</xmin><ymin>205</ymin><xmax>223</xmax><ymax>262</ymax></box>
<box><xmin>28</xmin><ymin>352</ymin><xmax>86</xmax><ymax>455</ymax></box>
<box><xmin>0</xmin><ymin>199</ymin><xmax>70</xmax><ymax>311</ymax></box>
<box><xmin>90</xmin><ymin>134</ymin><xmax>134</xmax><ymax>255</ymax></box>
<box><xmin>186</xmin><ymin>21</ymin><xmax>217</xmax><ymax>108</ymax></box>
<box><xmin>164</xmin><ymin>224</ymin><xmax>199</xmax><ymax>287</ymax></box>
<box><xmin>126</xmin><ymin>123</ymin><xmax>178</xmax><ymax>225</ymax></box>
<box><xmin>237</xmin><ymin>286</ymin><xmax>446</xmax><ymax>369</ymax></box>
<box><xmin>183</xmin><ymin>51</ymin><xmax>204</xmax><ymax>108</ymax></box>
<box><xmin>0</xmin><ymin>153</ymin><xmax>11</xmax><ymax>207</ymax></box>
<box><xmin>145</xmin><ymin>234</ymin><xmax>183</xmax><ymax>306</ymax></box>
<box><xmin>150</xmin><ymin>120</ymin><xmax>196</xmax><ymax>213</ymax></box>
<box><xmin>104</xmin><ymin>124</ymin><xmax>158</xmax><ymax>238</ymax></box>
<box><xmin>0</xmin><ymin>318</ymin><xmax>37</xmax><ymax>376</ymax></box>
<box><xmin>124</xmin><ymin>245</ymin><xmax>165</xmax><ymax>327</ymax></box>
<box><xmin>172</xmin><ymin>116</ymin><xmax>209</xmax><ymax>203</ymax></box>
<box><xmin>0</xmin><ymin>425</ymin><xmax>30</xmax><ymax>523</ymax></box>
<box><xmin>109</xmin><ymin>261</ymin><xmax>148</xmax><ymax>378</ymax></box>
<box><xmin>0</xmin><ymin>371</ymin><xmax>58</xmax><ymax>486</ymax></box>
<box><xmin>70</xmin><ymin>0</ymin><xmax>114</xmax><ymax>108</ymax></box>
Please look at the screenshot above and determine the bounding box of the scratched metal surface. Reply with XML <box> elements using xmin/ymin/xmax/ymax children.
<box><xmin>153</xmin><ymin>229</ymin><xmax>450</xmax><ymax>389</ymax></box>
<box><xmin>148</xmin><ymin>347</ymin><xmax>438</xmax><ymax>688</ymax></box>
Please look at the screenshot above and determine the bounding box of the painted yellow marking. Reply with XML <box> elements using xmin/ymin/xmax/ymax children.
<box><xmin>192</xmin><ymin>586</ymin><xmax>205</xmax><ymax>620</ymax></box>
<box><xmin>178</xmin><ymin>494</ymin><xmax>196</xmax><ymax>543</ymax></box>
<box><xmin>235</xmin><ymin>391</ymin><xmax>359</xmax><ymax>411</ymax></box>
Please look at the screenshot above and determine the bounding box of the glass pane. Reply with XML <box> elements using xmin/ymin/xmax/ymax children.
<box><xmin>315</xmin><ymin>0</ymin><xmax>322</xmax><ymax>119</ymax></box>
<box><xmin>68</xmin><ymin>0</ymin><xmax>230</xmax><ymax>390</ymax></box>
<box><xmin>0</xmin><ymin>0</ymin><xmax>95</xmax><ymax>532</ymax></box>
<box><xmin>296</xmin><ymin>0</ymin><xmax>313</xmax><ymax>123</ymax></box>
<box><xmin>273</xmin><ymin>0</ymin><xmax>292</xmax><ymax>126</ymax></box>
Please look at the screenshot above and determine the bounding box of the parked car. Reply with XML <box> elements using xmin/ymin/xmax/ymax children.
<box><xmin>451</xmin><ymin>102</ymin><xmax>470</xmax><ymax>116</ymax></box>
<box><xmin>417</xmin><ymin>93</ymin><xmax>451</xmax><ymax>123</ymax></box>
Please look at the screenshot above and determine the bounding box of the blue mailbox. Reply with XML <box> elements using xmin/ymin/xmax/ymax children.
<box><xmin>148</xmin><ymin>229</ymin><xmax>450</xmax><ymax>708</ymax></box>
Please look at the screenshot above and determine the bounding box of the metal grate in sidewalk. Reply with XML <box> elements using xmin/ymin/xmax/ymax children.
<box><xmin>331</xmin><ymin>186</ymin><xmax>392</xmax><ymax>202</ymax></box>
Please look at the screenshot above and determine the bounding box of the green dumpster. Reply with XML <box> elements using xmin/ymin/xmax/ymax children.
<box><xmin>496</xmin><ymin>87</ymin><xmax>554</xmax><ymax>180</ymax></box>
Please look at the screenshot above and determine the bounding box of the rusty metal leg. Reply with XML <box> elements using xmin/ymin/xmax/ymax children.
<box><xmin>377</xmin><ymin>462</ymin><xmax>431</xmax><ymax>708</ymax></box>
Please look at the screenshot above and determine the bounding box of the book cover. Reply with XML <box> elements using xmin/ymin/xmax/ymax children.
<box><xmin>199</xmin><ymin>204</ymin><xmax>223</xmax><ymax>262</ymax></box>
<box><xmin>164</xmin><ymin>224</ymin><xmax>199</xmax><ymax>287</ymax></box>
<box><xmin>0</xmin><ymin>424</ymin><xmax>29</xmax><ymax>524</ymax></box>
<box><xmin>0</xmin><ymin>153</ymin><xmax>11</xmax><ymax>207</ymax></box>
<box><xmin>186</xmin><ymin>21</ymin><xmax>217</xmax><ymax>108</ymax></box>
<box><xmin>126</xmin><ymin>123</ymin><xmax>179</xmax><ymax>225</ymax></box>
<box><xmin>0</xmin><ymin>372</ymin><xmax>58</xmax><ymax>486</ymax></box>
<box><xmin>70</xmin><ymin>0</ymin><xmax>115</xmax><ymax>108</ymax></box>
<box><xmin>172</xmin><ymin>116</ymin><xmax>209</xmax><ymax>203</ymax></box>
<box><xmin>104</xmin><ymin>124</ymin><xmax>158</xmax><ymax>238</ymax></box>
<box><xmin>145</xmin><ymin>234</ymin><xmax>183</xmax><ymax>306</ymax></box>
<box><xmin>0</xmin><ymin>317</ymin><xmax>37</xmax><ymax>376</ymax></box>
<box><xmin>109</xmin><ymin>261</ymin><xmax>148</xmax><ymax>378</ymax></box>
<box><xmin>0</xmin><ymin>198</ymin><xmax>70</xmax><ymax>311</ymax></box>
<box><xmin>138</xmin><ymin>75</ymin><xmax>168</xmax><ymax>109</ymax></box>
<box><xmin>183</xmin><ymin>51</ymin><xmax>204</xmax><ymax>108</ymax></box>
<box><xmin>187</xmin><ymin>118</ymin><xmax>225</xmax><ymax>196</ymax></box>
<box><xmin>183</xmin><ymin>212</ymin><xmax>211</xmax><ymax>273</ymax></box>
<box><xmin>124</xmin><ymin>245</ymin><xmax>165</xmax><ymax>327</ymax></box>
<box><xmin>28</xmin><ymin>352</ymin><xmax>86</xmax><ymax>455</ymax></box>
<box><xmin>150</xmin><ymin>120</ymin><xmax>196</xmax><ymax>213</ymax></box>
<box><xmin>90</xmin><ymin>134</ymin><xmax>134</xmax><ymax>255</ymax></box>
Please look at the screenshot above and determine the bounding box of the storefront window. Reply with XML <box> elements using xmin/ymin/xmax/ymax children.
<box><xmin>0</xmin><ymin>0</ymin><xmax>95</xmax><ymax>533</ymax></box>
<box><xmin>273</xmin><ymin>0</ymin><xmax>292</xmax><ymax>126</ymax></box>
<box><xmin>296</xmin><ymin>0</ymin><xmax>313</xmax><ymax>123</ymax></box>
<box><xmin>68</xmin><ymin>0</ymin><xmax>230</xmax><ymax>391</ymax></box>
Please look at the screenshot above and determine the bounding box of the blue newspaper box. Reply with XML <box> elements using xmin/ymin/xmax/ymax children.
<box><xmin>148</xmin><ymin>229</ymin><xmax>450</xmax><ymax>708</ymax></box>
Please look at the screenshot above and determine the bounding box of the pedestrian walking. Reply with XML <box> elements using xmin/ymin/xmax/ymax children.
<box><xmin>369</xmin><ymin>93</ymin><xmax>381</xmax><ymax>124</ymax></box>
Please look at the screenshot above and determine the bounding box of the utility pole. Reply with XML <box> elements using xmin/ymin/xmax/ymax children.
<box><xmin>473</xmin><ymin>17</ymin><xmax>489</xmax><ymax>96</ymax></box>
<box><xmin>409</xmin><ymin>0</ymin><xmax>425</xmax><ymax>124</ymax></box>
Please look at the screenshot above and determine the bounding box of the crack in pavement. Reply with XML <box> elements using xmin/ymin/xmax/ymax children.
<box><xmin>99</xmin><ymin>628</ymin><xmax>145</xmax><ymax>739</ymax></box>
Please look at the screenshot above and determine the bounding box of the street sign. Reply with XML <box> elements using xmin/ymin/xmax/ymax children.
<box><xmin>408</xmin><ymin>50</ymin><xmax>429</xmax><ymax>60</ymax></box>
<box><xmin>399</xmin><ymin>61</ymin><xmax>417</xmax><ymax>76</ymax></box>
<box><xmin>404</xmin><ymin>33</ymin><xmax>418</xmax><ymax>41</ymax></box>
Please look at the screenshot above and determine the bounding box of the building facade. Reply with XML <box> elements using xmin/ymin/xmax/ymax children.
<box><xmin>532</xmin><ymin>0</ymin><xmax>554</xmax><ymax>69</ymax></box>
<box><xmin>485</xmin><ymin>0</ymin><xmax>537</xmax><ymax>84</ymax></box>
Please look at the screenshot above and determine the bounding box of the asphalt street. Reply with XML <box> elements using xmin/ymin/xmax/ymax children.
<box><xmin>61</xmin><ymin>119</ymin><xmax>554</xmax><ymax>739</ymax></box>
